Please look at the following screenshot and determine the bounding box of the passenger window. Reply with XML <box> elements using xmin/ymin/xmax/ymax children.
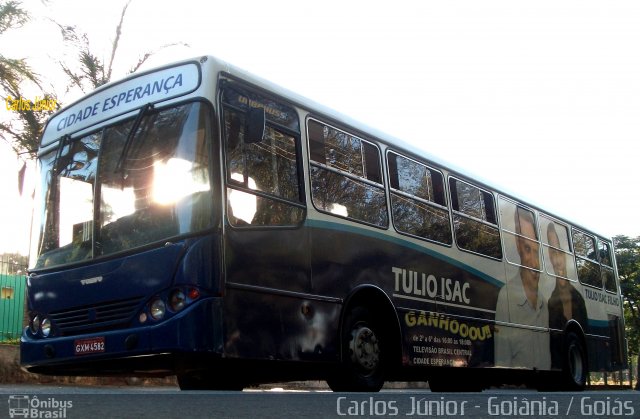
<box><xmin>572</xmin><ymin>230</ymin><xmax>601</xmax><ymax>287</ymax></box>
<box><xmin>222</xmin><ymin>83</ymin><xmax>304</xmax><ymax>227</ymax></box>
<box><xmin>307</xmin><ymin>119</ymin><xmax>387</xmax><ymax>228</ymax></box>
<box><xmin>226</xmin><ymin>112</ymin><xmax>299</xmax><ymax>202</ymax></box>
<box><xmin>573</xmin><ymin>231</ymin><xmax>597</xmax><ymax>261</ymax></box>
<box><xmin>598</xmin><ymin>240</ymin><xmax>617</xmax><ymax>293</ymax></box>
<box><xmin>598</xmin><ymin>241</ymin><xmax>613</xmax><ymax>267</ymax></box>
<box><xmin>602</xmin><ymin>267</ymin><xmax>617</xmax><ymax>293</ymax></box>
<box><xmin>449</xmin><ymin>178</ymin><xmax>501</xmax><ymax>259</ymax></box>
<box><xmin>540</xmin><ymin>216</ymin><xmax>577</xmax><ymax>281</ymax></box>
<box><xmin>499</xmin><ymin>198</ymin><xmax>541</xmax><ymax>271</ymax></box>
<box><xmin>388</xmin><ymin>152</ymin><xmax>451</xmax><ymax>245</ymax></box>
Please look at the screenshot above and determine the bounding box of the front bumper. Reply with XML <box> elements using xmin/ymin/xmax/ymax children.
<box><xmin>20</xmin><ymin>297</ymin><xmax>223</xmax><ymax>376</ymax></box>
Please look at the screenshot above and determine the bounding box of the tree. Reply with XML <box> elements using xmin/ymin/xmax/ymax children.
<box><xmin>56</xmin><ymin>0</ymin><xmax>132</xmax><ymax>93</ymax></box>
<box><xmin>0</xmin><ymin>252</ymin><xmax>28</xmax><ymax>275</ymax></box>
<box><xmin>614</xmin><ymin>235</ymin><xmax>640</xmax><ymax>356</ymax></box>
<box><xmin>55</xmin><ymin>0</ymin><xmax>186</xmax><ymax>94</ymax></box>
<box><xmin>2</xmin><ymin>1</ymin><xmax>186</xmax><ymax>158</ymax></box>
<box><xmin>0</xmin><ymin>0</ymin><xmax>58</xmax><ymax>157</ymax></box>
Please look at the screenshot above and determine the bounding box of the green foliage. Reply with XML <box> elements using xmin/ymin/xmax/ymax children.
<box><xmin>55</xmin><ymin>1</ymin><xmax>186</xmax><ymax>94</ymax></box>
<box><xmin>0</xmin><ymin>1</ymin><xmax>58</xmax><ymax>157</ymax></box>
<box><xmin>0</xmin><ymin>252</ymin><xmax>28</xmax><ymax>275</ymax></box>
<box><xmin>56</xmin><ymin>23</ymin><xmax>110</xmax><ymax>92</ymax></box>
<box><xmin>0</xmin><ymin>0</ymin><xmax>27</xmax><ymax>33</ymax></box>
<box><xmin>2</xmin><ymin>0</ymin><xmax>188</xmax><ymax>159</ymax></box>
<box><xmin>614</xmin><ymin>235</ymin><xmax>640</xmax><ymax>355</ymax></box>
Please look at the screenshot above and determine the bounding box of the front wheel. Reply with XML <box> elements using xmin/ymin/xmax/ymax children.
<box><xmin>327</xmin><ymin>306</ymin><xmax>387</xmax><ymax>392</ymax></box>
<box><xmin>562</xmin><ymin>332</ymin><xmax>587</xmax><ymax>391</ymax></box>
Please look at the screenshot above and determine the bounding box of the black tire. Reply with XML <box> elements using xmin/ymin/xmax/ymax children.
<box><xmin>327</xmin><ymin>306</ymin><xmax>387</xmax><ymax>392</ymax></box>
<box><xmin>562</xmin><ymin>332</ymin><xmax>587</xmax><ymax>391</ymax></box>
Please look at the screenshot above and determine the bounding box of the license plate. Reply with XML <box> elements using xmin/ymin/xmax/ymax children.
<box><xmin>74</xmin><ymin>337</ymin><xmax>105</xmax><ymax>356</ymax></box>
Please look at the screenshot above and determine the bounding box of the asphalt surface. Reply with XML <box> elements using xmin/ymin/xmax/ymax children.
<box><xmin>1</xmin><ymin>385</ymin><xmax>638</xmax><ymax>419</ymax></box>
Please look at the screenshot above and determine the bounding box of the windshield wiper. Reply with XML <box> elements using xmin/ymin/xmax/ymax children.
<box><xmin>114</xmin><ymin>103</ymin><xmax>154</xmax><ymax>176</ymax></box>
<box><xmin>52</xmin><ymin>134</ymin><xmax>71</xmax><ymax>175</ymax></box>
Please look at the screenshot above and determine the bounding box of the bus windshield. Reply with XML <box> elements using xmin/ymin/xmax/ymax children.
<box><xmin>33</xmin><ymin>101</ymin><xmax>212</xmax><ymax>269</ymax></box>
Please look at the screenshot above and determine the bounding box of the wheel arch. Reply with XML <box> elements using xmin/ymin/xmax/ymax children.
<box><xmin>564</xmin><ymin>319</ymin><xmax>588</xmax><ymax>356</ymax></box>
<box><xmin>563</xmin><ymin>318</ymin><xmax>589</xmax><ymax>389</ymax></box>
<box><xmin>339</xmin><ymin>284</ymin><xmax>403</xmax><ymax>367</ymax></box>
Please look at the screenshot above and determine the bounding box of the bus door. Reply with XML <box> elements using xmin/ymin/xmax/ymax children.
<box><xmin>219</xmin><ymin>81</ymin><xmax>311</xmax><ymax>361</ymax></box>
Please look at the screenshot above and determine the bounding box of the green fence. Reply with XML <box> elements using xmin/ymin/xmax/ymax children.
<box><xmin>0</xmin><ymin>256</ymin><xmax>27</xmax><ymax>342</ymax></box>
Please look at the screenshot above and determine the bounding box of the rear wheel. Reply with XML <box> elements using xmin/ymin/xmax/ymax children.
<box><xmin>327</xmin><ymin>306</ymin><xmax>386</xmax><ymax>392</ymax></box>
<box><xmin>562</xmin><ymin>332</ymin><xmax>587</xmax><ymax>391</ymax></box>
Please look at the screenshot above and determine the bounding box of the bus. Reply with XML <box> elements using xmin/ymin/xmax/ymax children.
<box><xmin>21</xmin><ymin>55</ymin><xmax>627</xmax><ymax>391</ymax></box>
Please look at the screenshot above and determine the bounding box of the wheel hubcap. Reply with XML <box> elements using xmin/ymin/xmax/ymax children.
<box><xmin>349</xmin><ymin>325</ymin><xmax>380</xmax><ymax>371</ymax></box>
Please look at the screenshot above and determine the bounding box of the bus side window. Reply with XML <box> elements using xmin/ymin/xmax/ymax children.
<box><xmin>598</xmin><ymin>239</ymin><xmax>617</xmax><ymax>293</ymax></box>
<box><xmin>598</xmin><ymin>240</ymin><xmax>612</xmax><ymax>266</ymax></box>
<box><xmin>540</xmin><ymin>216</ymin><xmax>577</xmax><ymax>282</ymax></box>
<box><xmin>225</xmin><ymin>110</ymin><xmax>246</xmax><ymax>183</ymax></box>
<box><xmin>572</xmin><ymin>230</ymin><xmax>601</xmax><ymax>288</ymax></box>
<box><xmin>498</xmin><ymin>198</ymin><xmax>541</xmax><ymax>271</ymax></box>
<box><xmin>449</xmin><ymin>178</ymin><xmax>502</xmax><ymax>259</ymax></box>
<box><xmin>387</xmin><ymin>151</ymin><xmax>452</xmax><ymax>245</ymax></box>
<box><xmin>222</xmin><ymin>103</ymin><xmax>304</xmax><ymax>227</ymax></box>
<box><xmin>307</xmin><ymin>119</ymin><xmax>388</xmax><ymax>228</ymax></box>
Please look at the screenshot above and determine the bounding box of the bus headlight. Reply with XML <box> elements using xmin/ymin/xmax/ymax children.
<box><xmin>40</xmin><ymin>318</ymin><xmax>52</xmax><ymax>337</ymax></box>
<box><xmin>150</xmin><ymin>299</ymin><xmax>166</xmax><ymax>320</ymax></box>
<box><xmin>169</xmin><ymin>289</ymin><xmax>186</xmax><ymax>312</ymax></box>
<box><xmin>30</xmin><ymin>315</ymin><xmax>41</xmax><ymax>335</ymax></box>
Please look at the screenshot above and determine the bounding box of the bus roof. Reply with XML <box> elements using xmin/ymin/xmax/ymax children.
<box><xmin>39</xmin><ymin>55</ymin><xmax>611</xmax><ymax>240</ymax></box>
<box><xmin>214</xmin><ymin>57</ymin><xmax>608</xmax><ymax>239</ymax></box>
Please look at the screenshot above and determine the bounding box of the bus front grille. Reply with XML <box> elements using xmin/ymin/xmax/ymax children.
<box><xmin>49</xmin><ymin>296</ymin><xmax>144</xmax><ymax>336</ymax></box>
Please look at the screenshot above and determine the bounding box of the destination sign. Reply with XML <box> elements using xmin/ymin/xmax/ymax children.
<box><xmin>43</xmin><ymin>62</ymin><xmax>200</xmax><ymax>146</ymax></box>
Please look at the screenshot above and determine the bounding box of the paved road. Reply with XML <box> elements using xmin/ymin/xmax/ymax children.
<box><xmin>1</xmin><ymin>385</ymin><xmax>638</xmax><ymax>418</ymax></box>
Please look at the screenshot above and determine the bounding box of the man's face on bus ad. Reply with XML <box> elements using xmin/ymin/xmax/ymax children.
<box><xmin>548</xmin><ymin>229</ymin><xmax>568</xmax><ymax>282</ymax></box>
<box><xmin>516</xmin><ymin>217</ymin><xmax>540</xmax><ymax>289</ymax></box>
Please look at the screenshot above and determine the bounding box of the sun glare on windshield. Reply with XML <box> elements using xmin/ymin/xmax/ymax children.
<box><xmin>153</xmin><ymin>157</ymin><xmax>210</xmax><ymax>205</ymax></box>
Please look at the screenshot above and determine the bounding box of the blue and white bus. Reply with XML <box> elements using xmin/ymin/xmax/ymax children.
<box><xmin>21</xmin><ymin>56</ymin><xmax>627</xmax><ymax>391</ymax></box>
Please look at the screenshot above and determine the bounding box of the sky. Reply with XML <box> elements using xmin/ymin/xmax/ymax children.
<box><xmin>1</xmin><ymin>0</ymin><xmax>639</xmax><ymax>256</ymax></box>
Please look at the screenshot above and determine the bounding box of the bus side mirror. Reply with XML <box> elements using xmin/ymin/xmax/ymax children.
<box><xmin>246</xmin><ymin>108</ymin><xmax>265</xmax><ymax>144</ymax></box>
